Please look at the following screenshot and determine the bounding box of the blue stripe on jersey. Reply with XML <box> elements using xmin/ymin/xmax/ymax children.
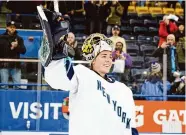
<box><xmin>65</xmin><ymin>57</ymin><xmax>74</xmax><ymax>80</ymax></box>
<box><xmin>132</xmin><ymin>128</ymin><xmax>139</xmax><ymax>135</ymax></box>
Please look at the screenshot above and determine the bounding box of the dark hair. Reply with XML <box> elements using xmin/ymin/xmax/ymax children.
<box><xmin>64</xmin><ymin>34</ymin><xmax>68</xmax><ymax>41</ymax></box>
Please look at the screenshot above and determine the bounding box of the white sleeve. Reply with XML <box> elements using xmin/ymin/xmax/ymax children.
<box><xmin>44</xmin><ymin>58</ymin><xmax>78</xmax><ymax>93</ymax></box>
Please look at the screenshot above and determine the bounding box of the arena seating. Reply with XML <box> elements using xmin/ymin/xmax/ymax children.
<box><xmin>163</xmin><ymin>7</ymin><xmax>175</xmax><ymax>14</ymax></box>
<box><xmin>0</xmin><ymin>2</ymin><xmax>185</xmax><ymax>87</ymax></box>
<box><xmin>131</xmin><ymin>68</ymin><xmax>149</xmax><ymax>83</ymax></box>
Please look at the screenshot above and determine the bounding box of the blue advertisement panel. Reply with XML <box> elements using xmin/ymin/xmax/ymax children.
<box><xmin>20</xmin><ymin>36</ymin><xmax>41</xmax><ymax>58</ymax></box>
<box><xmin>0</xmin><ymin>90</ymin><xmax>69</xmax><ymax>131</ymax></box>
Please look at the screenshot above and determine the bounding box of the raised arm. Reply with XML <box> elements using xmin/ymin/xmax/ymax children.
<box><xmin>37</xmin><ymin>5</ymin><xmax>78</xmax><ymax>93</ymax></box>
<box><xmin>44</xmin><ymin>58</ymin><xmax>78</xmax><ymax>93</ymax></box>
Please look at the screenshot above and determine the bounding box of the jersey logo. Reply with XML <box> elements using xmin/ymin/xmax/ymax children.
<box><xmin>97</xmin><ymin>80</ymin><xmax>131</xmax><ymax>129</ymax></box>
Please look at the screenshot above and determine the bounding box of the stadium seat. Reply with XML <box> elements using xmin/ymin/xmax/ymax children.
<box><xmin>136</xmin><ymin>6</ymin><xmax>149</xmax><ymax>14</ymax></box>
<box><xmin>138</xmin><ymin>35</ymin><xmax>153</xmax><ymax>40</ymax></box>
<box><xmin>73</xmin><ymin>16</ymin><xmax>86</xmax><ymax>23</ymax></box>
<box><xmin>127</xmin><ymin>6</ymin><xmax>138</xmax><ymax>19</ymax></box>
<box><xmin>136</xmin><ymin>6</ymin><xmax>151</xmax><ymax>19</ymax></box>
<box><xmin>149</xmin><ymin>7</ymin><xmax>163</xmax><ymax>18</ymax></box>
<box><xmin>128</xmin><ymin>6</ymin><xmax>136</xmax><ymax>14</ymax></box>
<box><xmin>149</xmin><ymin>7</ymin><xmax>162</xmax><ymax>14</ymax></box>
<box><xmin>126</xmin><ymin>41</ymin><xmax>136</xmax><ymax>47</ymax></box>
<box><xmin>163</xmin><ymin>8</ymin><xmax>175</xmax><ymax>15</ymax></box>
<box><xmin>130</xmin><ymin>19</ymin><xmax>144</xmax><ymax>26</ymax></box>
<box><xmin>148</xmin><ymin>27</ymin><xmax>158</xmax><ymax>35</ymax></box>
<box><xmin>133</xmin><ymin>26</ymin><xmax>148</xmax><ymax>34</ymax></box>
<box><xmin>144</xmin><ymin>19</ymin><xmax>158</xmax><ymax>27</ymax></box>
<box><xmin>137</xmin><ymin>35</ymin><xmax>153</xmax><ymax>45</ymax></box>
<box><xmin>122</xmin><ymin>34</ymin><xmax>136</xmax><ymax>41</ymax></box>
<box><xmin>140</xmin><ymin>44</ymin><xmax>157</xmax><ymax>56</ymax></box>
<box><xmin>144</xmin><ymin>57</ymin><xmax>159</xmax><ymax>68</ymax></box>
<box><xmin>73</xmin><ymin>24</ymin><xmax>86</xmax><ymax>33</ymax></box>
<box><xmin>131</xmin><ymin>68</ymin><xmax>149</xmax><ymax>82</ymax></box>
<box><xmin>120</xmin><ymin>26</ymin><xmax>133</xmax><ymax>34</ymax></box>
<box><xmin>127</xmin><ymin>13</ymin><xmax>138</xmax><ymax>19</ymax></box>
<box><xmin>175</xmin><ymin>8</ymin><xmax>184</xmax><ymax>16</ymax></box>
<box><xmin>121</xmin><ymin>20</ymin><xmax>130</xmax><ymax>26</ymax></box>
<box><xmin>75</xmin><ymin>33</ymin><xmax>88</xmax><ymax>45</ymax></box>
<box><xmin>131</xmin><ymin>56</ymin><xmax>144</xmax><ymax>68</ymax></box>
<box><xmin>127</xmin><ymin>44</ymin><xmax>139</xmax><ymax>56</ymax></box>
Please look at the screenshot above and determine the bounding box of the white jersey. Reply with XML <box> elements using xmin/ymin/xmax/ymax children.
<box><xmin>44</xmin><ymin>58</ymin><xmax>136</xmax><ymax>135</ymax></box>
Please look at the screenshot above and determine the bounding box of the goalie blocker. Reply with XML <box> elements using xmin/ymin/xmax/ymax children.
<box><xmin>37</xmin><ymin>6</ymin><xmax>75</xmax><ymax>67</ymax></box>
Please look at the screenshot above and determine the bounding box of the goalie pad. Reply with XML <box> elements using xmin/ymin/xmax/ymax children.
<box><xmin>37</xmin><ymin>6</ymin><xmax>71</xmax><ymax>67</ymax></box>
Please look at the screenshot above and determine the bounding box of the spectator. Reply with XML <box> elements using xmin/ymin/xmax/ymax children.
<box><xmin>112</xmin><ymin>42</ymin><xmax>132</xmax><ymax>68</ymax></box>
<box><xmin>119</xmin><ymin>1</ymin><xmax>130</xmax><ymax>20</ymax></box>
<box><xmin>175</xmin><ymin>24</ymin><xmax>185</xmax><ymax>42</ymax></box>
<box><xmin>141</xmin><ymin>62</ymin><xmax>171</xmax><ymax>101</ymax></box>
<box><xmin>112</xmin><ymin>42</ymin><xmax>132</xmax><ymax>84</ymax></box>
<box><xmin>7</xmin><ymin>1</ymin><xmax>42</xmax><ymax>14</ymax></box>
<box><xmin>131</xmin><ymin>82</ymin><xmax>141</xmax><ymax>95</ymax></box>
<box><xmin>109</xmin><ymin>25</ymin><xmax>126</xmax><ymax>53</ymax></box>
<box><xmin>170</xmin><ymin>76</ymin><xmax>185</xmax><ymax>95</ymax></box>
<box><xmin>6</xmin><ymin>1</ymin><xmax>43</xmax><ymax>29</ymax></box>
<box><xmin>0</xmin><ymin>21</ymin><xmax>26</xmax><ymax>89</ymax></box>
<box><xmin>112</xmin><ymin>48</ymin><xmax>125</xmax><ymax>61</ymax></box>
<box><xmin>0</xmin><ymin>2</ymin><xmax>12</xmax><ymax>28</ymax></box>
<box><xmin>50</xmin><ymin>1</ymin><xmax>85</xmax><ymax>19</ymax></box>
<box><xmin>67</xmin><ymin>1</ymin><xmax>85</xmax><ymax>30</ymax></box>
<box><xmin>47</xmin><ymin>1</ymin><xmax>69</xmax><ymax>16</ymax></box>
<box><xmin>84</xmin><ymin>0</ymin><xmax>110</xmax><ymax>34</ymax></box>
<box><xmin>63</xmin><ymin>32</ymin><xmax>82</xmax><ymax>60</ymax></box>
<box><xmin>158</xmin><ymin>15</ymin><xmax>178</xmax><ymax>46</ymax></box>
<box><xmin>112</xmin><ymin>48</ymin><xmax>125</xmax><ymax>81</ymax></box>
<box><xmin>0</xmin><ymin>1</ymin><xmax>11</xmax><ymax>13</ymax></box>
<box><xmin>136</xmin><ymin>0</ymin><xmax>145</xmax><ymax>6</ymax></box>
<box><xmin>176</xmin><ymin>37</ymin><xmax>185</xmax><ymax>70</ymax></box>
<box><xmin>106</xmin><ymin>0</ymin><xmax>123</xmax><ymax>35</ymax></box>
<box><xmin>131</xmin><ymin>82</ymin><xmax>143</xmax><ymax>100</ymax></box>
<box><xmin>153</xmin><ymin>34</ymin><xmax>179</xmax><ymax>83</ymax></box>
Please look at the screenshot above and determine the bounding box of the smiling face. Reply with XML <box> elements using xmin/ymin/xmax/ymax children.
<box><xmin>92</xmin><ymin>51</ymin><xmax>113</xmax><ymax>77</ymax></box>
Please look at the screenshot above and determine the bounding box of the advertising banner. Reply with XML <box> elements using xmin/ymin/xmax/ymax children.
<box><xmin>0</xmin><ymin>131</ymin><xmax>185</xmax><ymax>135</ymax></box>
<box><xmin>0</xmin><ymin>90</ymin><xmax>185</xmax><ymax>133</ymax></box>
<box><xmin>135</xmin><ymin>101</ymin><xmax>185</xmax><ymax>133</ymax></box>
<box><xmin>0</xmin><ymin>90</ymin><xmax>69</xmax><ymax>131</ymax></box>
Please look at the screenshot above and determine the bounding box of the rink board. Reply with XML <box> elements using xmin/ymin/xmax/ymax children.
<box><xmin>0</xmin><ymin>90</ymin><xmax>185</xmax><ymax>133</ymax></box>
<box><xmin>0</xmin><ymin>131</ymin><xmax>185</xmax><ymax>135</ymax></box>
